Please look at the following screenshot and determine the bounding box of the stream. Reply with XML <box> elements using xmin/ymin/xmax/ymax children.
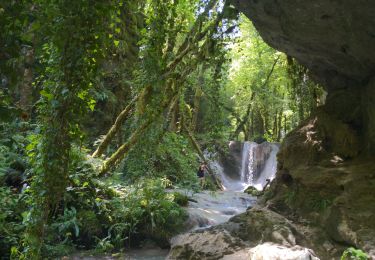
<box><xmin>73</xmin><ymin>141</ymin><xmax>278</xmax><ymax>259</ymax></box>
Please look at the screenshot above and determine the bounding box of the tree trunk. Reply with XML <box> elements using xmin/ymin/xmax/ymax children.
<box><xmin>20</xmin><ymin>47</ymin><xmax>34</xmax><ymax>120</ymax></box>
<box><xmin>277</xmin><ymin>110</ymin><xmax>283</xmax><ymax>141</ymax></box>
<box><xmin>191</xmin><ymin>66</ymin><xmax>204</xmax><ymax>133</ymax></box>
<box><xmin>92</xmin><ymin>95</ymin><xmax>138</xmax><ymax>157</ymax></box>
<box><xmin>273</xmin><ymin>112</ymin><xmax>278</xmax><ymax>140</ymax></box>
<box><xmin>231</xmin><ymin>92</ymin><xmax>255</xmax><ymax>140</ymax></box>
<box><xmin>250</xmin><ymin>109</ymin><xmax>254</xmax><ymax>138</ymax></box>
<box><xmin>99</xmin><ymin>118</ymin><xmax>153</xmax><ymax>175</ymax></box>
<box><xmin>284</xmin><ymin>115</ymin><xmax>287</xmax><ymax>137</ymax></box>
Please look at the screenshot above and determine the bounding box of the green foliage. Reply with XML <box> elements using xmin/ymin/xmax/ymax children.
<box><xmin>226</xmin><ymin>15</ymin><xmax>323</xmax><ymax>141</ymax></box>
<box><xmin>341</xmin><ymin>247</ymin><xmax>369</xmax><ymax>260</ymax></box>
<box><xmin>0</xmin><ymin>121</ymin><xmax>31</xmax><ymax>257</ymax></box>
<box><xmin>101</xmin><ymin>178</ymin><xmax>187</xmax><ymax>250</ymax></box>
<box><xmin>0</xmin><ymin>121</ymin><xmax>29</xmax><ymax>174</ymax></box>
<box><xmin>0</xmin><ymin>0</ymin><xmax>330</xmax><ymax>258</ymax></box>
<box><xmin>0</xmin><ymin>187</ymin><xmax>26</xmax><ymax>257</ymax></box>
<box><xmin>0</xmin><ymin>1</ymin><xmax>33</xmax><ymax>88</ymax></box>
<box><xmin>21</xmin><ymin>0</ymin><xmax>119</xmax><ymax>256</ymax></box>
<box><xmin>283</xmin><ymin>190</ymin><xmax>298</xmax><ymax>206</ymax></box>
<box><xmin>123</xmin><ymin>131</ymin><xmax>199</xmax><ymax>189</ymax></box>
<box><xmin>308</xmin><ymin>196</ymin><xmax>332</xmax><ymax>212</ymax></box>
<box><xmin>10</xmin><ymin>150</ymin><xmax>186</xmax><ymax>258</ymax></box>
<box><xmin>172</xmin><ymin>192</ymin><xmax>189</xmax><ymax>206</ymax></box>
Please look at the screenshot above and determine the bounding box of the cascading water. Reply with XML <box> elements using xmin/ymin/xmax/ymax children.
<box><xmin>239</xmin><ymin>141</ymin><xmax>279</xmax><ymax>190</ymax></box>
<box><xmin>183</xmin><ymin>141</ymin><xmax>279</xmax><ymax>230</ymax></box>
<box><xmin>214</xmin><ymin>141</ymin><xmax>279</xmax><ymax>192</ymax></box>
<box><xmin>240</xmin><ymin>142</ymin><xmax>252</xmax><ymax>183</ymax></box>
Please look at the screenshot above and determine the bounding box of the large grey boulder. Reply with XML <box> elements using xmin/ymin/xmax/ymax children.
<box><xmin>247</xmin><ymin>243</ymin><xmax>319</xmax><ymax>260</ymax></box>
<box><xmin>167</xmin><ymin>206</ymin><xmax>328</xmax><ymax>259</ymax></box>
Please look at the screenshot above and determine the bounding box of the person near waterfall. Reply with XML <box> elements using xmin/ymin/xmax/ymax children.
<box><xmin>197</xmin><ymin>163</ymin><xmax>207</xmax><ymax>187</ymax></box>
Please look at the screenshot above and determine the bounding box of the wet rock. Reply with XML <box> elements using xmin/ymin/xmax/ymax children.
<box><xmin>168</xmin><ymin>206</ymin><xmax>326</xmax><ymax>259</ymax></box>
<box><xmin>218</xmin><ymin>141</ymin><xmax>242</xmax><ymax>180</ymax></box>
<box><xmin>167</xmin><ymin>228</ymin><xmax>245</xmax><ymax>260</ymax></box>
<box><xmin>244</xmin><ymin>186</ymin><xmax>262</xmax><ymax>196</ymax></box>
<box><xmin>224</xmin><ymin>206</ymin><xmax>299</xmax><ymax>247</ymax></box>
<box><xmin>247</xmin><ymin>243</ymin><xmax>319</xmax><ymax>260</ymax></box>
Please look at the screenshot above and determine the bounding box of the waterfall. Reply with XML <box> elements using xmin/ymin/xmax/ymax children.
<box><xmin>176</xmin><ymin>141</ymin><xmax>278</xmax><ymax>233</ymax></box>
<box><xmin>212</xmin><ymin>141</ymin><xmax>279</xmax><ymax>192</ymax></box>
<box><xmin>240</xmin><ymin>142</ymin><xmax>252</xmax><ymax>183</ymax></box>
<box><xmin>240</xmin><ymin>141</ymin><xmax>279</xmax><ymax>190</ymax></box>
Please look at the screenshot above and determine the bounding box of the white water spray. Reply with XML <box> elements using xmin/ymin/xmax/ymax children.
<box><xmin>214</xmin><ymin>141</ymin><xmax>279</xmax><ymax>192</ymax></box>
<box><xmin>240</xmin><ymin>141</ymin><xmax>279</xmax><ymax>190</ymax></box>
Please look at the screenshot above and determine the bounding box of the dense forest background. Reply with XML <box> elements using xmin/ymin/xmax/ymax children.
<box><xmin>0</xmin><ymin>0</ymin><xmax>321</xmax><ymax>258</ymax></box>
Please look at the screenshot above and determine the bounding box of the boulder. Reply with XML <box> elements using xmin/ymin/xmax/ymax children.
<box><xmin>167</xmin><ymin>228</ymin><xmax>245</xmax><ymax>260</ymax></box>
<box><xmin>244</xmin><ymin>186</ymin><xmax>262</xmax><ymax>196</ymax></box>
<box><xmin>223</xmin><ymin>206</ymin><xmax>300</xmax><ymax>247</ymax></box>
<box><xmin>168</xmin><ymin>206</ymin><xmax>329</xmax><ymax>259</ymax></box>
<box><xmin>247</xmin><ymin>243</ymin><xmax>319</xmax><ymax>260</ymax></box>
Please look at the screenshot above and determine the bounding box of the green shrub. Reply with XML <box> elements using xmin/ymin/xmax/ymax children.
<box><xmin>107</xmin><ymin>178</ymin><xmax>187</xmax><ymax>248</ymax></box>
<box><xmin>341</xmin><ymin>247</ymin><xmax>369</xmax><ymax>260</ymax></box>
<box><xmin>308</xmin><ymin>196</ymin><xmax>332</xmax><ymax>212</ymax></box>
<box><xmin>123</xmin><ymin>132</ymin><xmax>199</xmax><ymax>188</ymax></box>
<box><xmin>172</xmin><ymin>192</ymin><xmax>189</xmax><ymax>206</ymax></box>
<box><xmin>0</xmin><ymin>187</ymin><xmax>26</xmax><ymax>257</ymax></box>
<box><xmin>5</xmin><ymin>145</ymin><xmax>187</xmax><ymax>257</ymax></box>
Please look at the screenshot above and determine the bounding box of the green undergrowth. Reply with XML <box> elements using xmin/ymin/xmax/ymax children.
<box><xmin>4</xmin><ymin>154</ymin><xmax>187</xmax><ymax>259</ymax></box>
<box><xmin>0</xmin><ymin>122</ymin><xmax>194</xmax><ymax>258</ymax></box>
<box><xmin>341</xmin><ymin>247</ymin><xmax>369</xmax><ymax>260</ymax></box>
<box><xmin>44</xmin><ymin>170</ymin><xmax>186</xmax><ymax>257</ymax></box>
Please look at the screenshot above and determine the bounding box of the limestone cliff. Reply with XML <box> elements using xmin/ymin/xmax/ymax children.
<box><xmin>229</xmin><ymin>0</ymin><xmax>375</xmax><ymax>258</ymax></box>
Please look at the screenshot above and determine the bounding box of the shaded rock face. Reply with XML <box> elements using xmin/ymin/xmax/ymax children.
<box><xmin>219</xmin><ymin>141</ymin><xmax>243</xmax><ymax>180</ymax></box>
<box><xmin>260</xmin><ymin>107</ymin><xmax>375</xmax><ymax>257</ymax></box>
<box><xmin>232</xmin><ymin>0</ymin><xmax>375</xmax><ymax>154</ymax></box>
<box><xmin>231</xmin><ymin>0</ymin><xmax>375</xmax><ymax>87</ymax></box>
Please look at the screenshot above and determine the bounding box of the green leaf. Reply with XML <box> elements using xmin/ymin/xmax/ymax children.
<box><xmin>40</xmin><ymin>89</ymin><xmax>53</xmax><ymax>100</ymax></box>
<box><xmin>88</xmin><ymin>99</ymin><xmax>96</xmax><ymax>111</ymax></box>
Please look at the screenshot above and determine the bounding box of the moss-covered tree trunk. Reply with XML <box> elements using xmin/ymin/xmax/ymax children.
<box><xmin>92</xmin><ymin>96</ymin><xmax>138</xmax><ymax>158</ymax></box>
<box><xmin>25</xmin><ymin>1</ymin><xmax>114</xmax><ymax>257</ymax></box>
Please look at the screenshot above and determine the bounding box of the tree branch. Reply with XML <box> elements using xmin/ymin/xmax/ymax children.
<box><xmin>92</xmin><ymin>95</ymin><xmax>138</xmax><ymax>157</ymax></box>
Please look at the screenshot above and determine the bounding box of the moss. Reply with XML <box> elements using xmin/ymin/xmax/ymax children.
<box><xmin>244</xmin><ymin>186</ymin><xmax>262</xmax><ymax>196</ymax></box>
